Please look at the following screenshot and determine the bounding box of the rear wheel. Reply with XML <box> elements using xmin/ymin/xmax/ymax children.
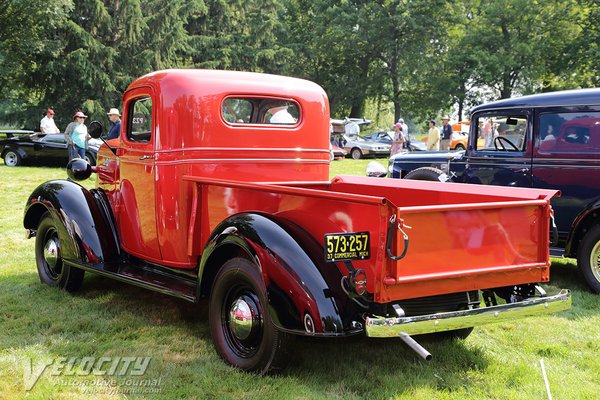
<box><xmin>85</xmin><ymin>152</ymin><xmax>96</xmax><ymax>166</ymax></box>
<box><xmin>35</xmin><ymin>212</ymin><xmax>84</xmax><ymax>292</ymax></box>
<box><xmin>454</xmin><ymin>143</ymin><xmax>465</xmax><ymax>151</ymax></box>
<box><xmin>405</xmin><ymin>167</ymin><xmax>448</xmax><ymax>182</ymax></box>
<box><xmin>209</xmin><ymin>257</ymin><xmax>291</xmax><ymax>373</ymax></box>
<box><xmin>3</xmin><ymin>150</ymin><xmax>21</xmax><ymax>167</ymax></box>
<box><xmin>577</xmin><ymin>224</ymin><xmax>600</xmax><ymax>293</ymax></box>
<box><xmin>351</xmin><ymin>148</ymin><xmax>363</xmax><ymax>160</ymax></box>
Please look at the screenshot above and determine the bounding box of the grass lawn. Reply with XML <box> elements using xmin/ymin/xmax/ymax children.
<box><xmin>0</xmin><ymin>158</ymin><xmax>599</xmax><ymax>399</ymax></box>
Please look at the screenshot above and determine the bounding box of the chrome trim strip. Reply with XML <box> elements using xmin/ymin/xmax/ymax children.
<box><xmin>365</xmin><ymin>289</ymin><xmax>571</xmax><ymax>337</ymax></box>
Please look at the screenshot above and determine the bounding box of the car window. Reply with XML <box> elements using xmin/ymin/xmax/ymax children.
<box><xmin>538</xmin><ymin>112</ymin><xmax>600</xmax><ymax>154</ymax></box>
<box><xmin>222</xmin><ymin>97</ymin><xmax>299</xmax><ymax>125</ymax></box>
<box><xmin>128</xmin><ymin>97</ymin><xmax>152</xmax><ymax>142</ymax></box>
<box><xmin>44</xmin><ymin>135</ymin><xmax>66</xmax><ymax>144</ymax></box>
<box><xmin>475</xmin><ymin>114</ymin><xmax>528</xmax><ymax>152</ymax></box>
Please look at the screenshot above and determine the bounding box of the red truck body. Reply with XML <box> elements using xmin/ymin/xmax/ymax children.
<box><xmin>24</xmin><ymin>70</ymin><xmax>570</xmax><ymax>372</ymax></box>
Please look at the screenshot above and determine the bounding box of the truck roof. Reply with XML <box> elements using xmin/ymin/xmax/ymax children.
<box><xmin>471</xmin><ymin>88</ymin><xmax>600</xmax><ymax>113</ymax></box>
<box><xmin>128</xmin><ymin>69</ymin><xmax>327</xmax><ymax>100</ymax></box>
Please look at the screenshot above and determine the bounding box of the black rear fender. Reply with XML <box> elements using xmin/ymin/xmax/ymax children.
<box><xmin>199</xmin><ymin>213</ymin><xmax>349</xmax><ymax>336</ymax></box>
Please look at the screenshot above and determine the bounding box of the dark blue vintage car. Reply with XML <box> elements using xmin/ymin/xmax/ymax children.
<box><xmin>0</xmin><ymin>132</ymin><xmax>100</xmax><ymax>166</ymax></box>
<box><xmin>385</xmin><ymin>88</ymin><xmax>600</xmax><ymax>293</ymax></box>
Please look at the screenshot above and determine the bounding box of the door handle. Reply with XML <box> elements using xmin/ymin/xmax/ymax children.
<box><xmin>139</xmin><ymin>155</ymin><xmax>153</xmax><ymax>160</ymax></box>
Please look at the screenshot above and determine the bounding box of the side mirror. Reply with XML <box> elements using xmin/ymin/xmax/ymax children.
<box><xmin>366</xmin><ymin>161</ymin><xmax>387</xmax><ymax>178</ymax></box>
<box><xmin>88</xmin><ymin>120</ymin><xmax>117</xmax><ymax>156</ymax></box>
<box><xmin>88</xmin><ymin>121</ymin><xmax>104</xmax><ymax>139</ymax></box>
<box><xmin>66</xmin><ymin>158</ymin><xmax>92</xmax><ymax>181</ymax></box>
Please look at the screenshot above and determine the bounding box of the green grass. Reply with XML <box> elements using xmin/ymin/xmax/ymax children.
<box><xmin>0</xmin><ymin>159</ymin><xmax>599</xmax><ymax>399</ymax></box>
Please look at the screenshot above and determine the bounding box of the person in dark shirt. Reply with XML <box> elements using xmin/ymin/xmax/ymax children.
<box><xmin>440</xmin><ymin>116</ymin><xmax>452</xmax><ymax>150</ymax></box>
<box><xmin>106</xmin><ymin>108</ymin><xmax>121</xmax><ymax>140</ymax></box>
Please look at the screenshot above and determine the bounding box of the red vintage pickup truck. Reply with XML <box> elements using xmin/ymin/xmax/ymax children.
<box><xmin>24</xmin><ymin>69</ymin><xmax>571</xmax><ymax>372</ymax></box>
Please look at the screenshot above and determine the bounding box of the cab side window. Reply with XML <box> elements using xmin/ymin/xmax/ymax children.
<box><xmin>128</xmin><ymin>97</ymin><xmax>152</xmax><ymax>142</ymax></box>
<box><xmin>539</xmin><ymin>112</ymin><xmax>600</xmax><ymax>154</ymax></box>
<box><xmin>475</xmin><ymin>114</ymin><xmax>528</xmax><ymax>151</ymax></box>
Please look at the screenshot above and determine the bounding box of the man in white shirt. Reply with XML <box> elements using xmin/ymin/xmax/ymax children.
<box><xmin>40</xmin><ymin>109</ymin><xmax>60</xmax><ymax>133</ymax></box>
<box><xmin>397</xmin><ymin>118</ymin><xmax>409</xmax><ymax>147</ymax></box>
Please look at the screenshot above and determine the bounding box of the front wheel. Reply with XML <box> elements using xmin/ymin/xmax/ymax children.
<box><xmin>35</xmin><ymin>212</ymin><xmax>84</xmax><ymax>292</ymax></box>
<box><xmin>454</xmin><ymin>144</ymin><xmax>465</xmax><ymax>151</ymax></box>
<box><xmin>577</xmin><ymin>225</ymin><xmax>600</xmax><ymax>293</ymax></box>
<box><xmin>405</xmin><ymin>167</ymin><xmax>448</xmax><ymax>182</ymax></box>
<box><xmin>209</xmin><ymin>257</ymin><xmax>291</xmax><ymax>373</ymax></box>
<box><xmin>351</xmin><ymin>148</ymin><xmax>363</xmax><ymax>160</ymax></box>
<box><xmin>3</xmin><ymin>150</ymin><xmax>21</xmax><ymax>167</ymax></box>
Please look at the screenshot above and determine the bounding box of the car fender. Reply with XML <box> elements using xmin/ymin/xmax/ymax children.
<box><xmin>199</xmin><ymin>213</ymin><xmax>349</xmax><ymax>336</ymax></box>
<box><xmin>2</xmin><ymin>145</ymin><xmax>27</xmax><ymax>160</ymax></box>
<box><xmin>23</xmin><ymin>180</ymin><xmax>120</xmax><ymax>265</ymax></box>
<box><xmin>565</xmin><ymin>201</ymin><xmax>600</xmax><ymax>257</ymax></box>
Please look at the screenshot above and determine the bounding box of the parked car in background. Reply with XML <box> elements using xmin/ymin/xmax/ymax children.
<box><xmin>363</xmin><ymin>130</ymin><xmax>427</xmax><ymax>152</ymax></box>
<box><xmin>383</xmin><ymin>88</ymin><xmax>600</xmax><ymax>293</ymax></box>
<box><xmin>0</xmin><ymin>132</ymin><xmax>100</xmax><ymax>166</ymax></box>
<box><xmin>331</xmin><ymin>118</ymin><xmax>391</xmax><ymax>159</ymax></box>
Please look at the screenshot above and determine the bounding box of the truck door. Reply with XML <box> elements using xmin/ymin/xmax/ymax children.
<box><xmin>462</xmin><ymin>109</ymin><xmax>533</xmax><ymax>188</ymax></box>
<box><xmin>533</xmin><ymin>108</ymin><xmax>600</xmax><ymax>247</ymax></box>
<box><xmin>117</xmin><ymin>91</ymin><xmax>162</xmax><ymax>261</ymax></box>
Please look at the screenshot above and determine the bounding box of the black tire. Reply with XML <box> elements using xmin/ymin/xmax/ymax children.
<box><xmin>85</xmin><ymin>152</ymin><xmax>96</xmax><ymax>166</ymax></box>
<box><xmin>3</xmin><ymin>150</ymin><xmax>21</xmax><ymax>167</ymax></box>
<box><xmin>209</xmin><ymin>257</ymin><xmax>291</xmax><ymax>373</ymax></box>
<box><xmin>35</xmin><ymin>212</ymin><xmax>84</xmax><ymax>292</ymax></box>
<box><xmin>454</xmin><ymin>144</ymin><xmax>465</xmax><ymax>151</ymax></box>
<box><xmin>405</xmin><ymin>167</ymin><xmax>447</xmax><ymax>182</ymax></box>
<box><xmin>351</xmin><ymin>148</ymin><xmax>363</xmax><ymax>160</ymax></box>
<box><xmin>577</xmin><ymin>224</ymin><xmax>600</xmax><ymax>293</ymax></box>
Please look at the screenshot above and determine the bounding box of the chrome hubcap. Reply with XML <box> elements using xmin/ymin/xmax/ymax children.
<box><xmin>44</xmin><ymin>238</ymin><xmax>60</xmax><ymax>268</ymax></box>
<box><xmin>590</xmin><ymin>240</ymin><xmax>600</xmax><ymax>283</ymax></box>
<box><xmin>5</xmin><ymin>152</ymin><xmax>17</xmax><ymax>166</ymax></box>
<box><xmin>229</xmin><ymin>298</ymin><xmax>255</xmax><ymax>341</ymax></box>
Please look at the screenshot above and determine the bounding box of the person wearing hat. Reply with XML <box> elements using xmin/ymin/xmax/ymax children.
<box><xmin>397</xmin><ymin>118</ymin><xmax>409</xmax><ymax>147</ymax></box>
<box><xmin>391</xmin><ymin>122</ymin><xmax>405</xmax><ymax>155</ymax></box>
<box><xmin>106</xmin><ymin>108</ymin><xmax>122</xmax><ymax>140</ymax></box>
<box><xmin>427</xmin><ymin>119</ymin><xmax>440</xmax><ymax>151</ymax></box>
<box><xmin>40</xmin><ymin>109</ymin><xmax>60</xmax><ymax>134</ymax></box>
<box><xmin>69</xmin><ymin>111</ymin><xmax>89</xmax><ymax>160</ymax></box>
<box><xmin>440</xmin><ymin>116</ymin><xmax>452</xmax><ymax>151</ymax></box>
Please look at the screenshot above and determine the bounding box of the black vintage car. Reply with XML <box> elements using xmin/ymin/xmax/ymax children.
<box><xmin>379</xmin><ymin>88</ymin><xmax>600</xmax><ymax>293</ymax></box>
<box><xmin>0</xmin><ymin>132</ymin><xmax>100</xmax><ymax>166</ymax></box>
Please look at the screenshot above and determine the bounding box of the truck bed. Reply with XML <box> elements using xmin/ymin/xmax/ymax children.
<box><xmin>184</xmin><ymin>175</ymin><xmax>557</xmax><ymax>303</ymax></box>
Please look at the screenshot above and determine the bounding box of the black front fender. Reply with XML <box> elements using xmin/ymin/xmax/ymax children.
<box><xmin>199</xmin><ymin>213</ymin><xmax>351</xmax><ymax>336</ymax></box>
<box><xmin>23</xmin><ymin>180</ymin><xmax>119</xmax><ymax>265</ymax></box>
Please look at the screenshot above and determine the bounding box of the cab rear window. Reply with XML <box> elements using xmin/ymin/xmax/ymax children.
<box><xmin>222</xmin><ymin>97</ymin><xmax>299</xmax><ymax>126</ymax></box>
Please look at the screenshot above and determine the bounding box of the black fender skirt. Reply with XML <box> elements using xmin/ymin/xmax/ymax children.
<box><xmin>200</xmin><ymin>213</ymin><xmax>356</xmax><ymax>337</ymax></box>
<box><xmin>23</xmin><ymin>180</ymin><xmax>119</xmax><ymax>265</ymax></box>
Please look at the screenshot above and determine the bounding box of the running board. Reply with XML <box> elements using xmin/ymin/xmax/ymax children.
<box><xmin>65</xmin><ymin>259</ymin><xmax>198</xmax><ymax>302</ymax></box>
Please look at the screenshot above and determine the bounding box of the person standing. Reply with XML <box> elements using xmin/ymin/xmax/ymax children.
<box><xmin>106</xmin><ymin>108</ymin><xmax>122</xmax><ymax>140</ymax></box>
<box><xmin>40</xmin><ymin>109</ymin><xmax>60</xmax><ymax>133</ymax></box>
<box><xmin>390</xmin><ymin>123</ymin><xmax>405</xmax><ymax>155</ymax></box>
<box><xmin>64</xmin><ymin>115</ymin><xmax>79</xmax><ymax>161</ymax></box>
<box><xmin>397</xmin><ymin>118</ymin><xmax>409</xmax><ymax>146</ymax></box>
<box><xmin>427</xmin><ymin>119</ymin><xmax>440</xmax><ymax>151</ymax></box>
<box><xmin>70</xmin><ymin>111</ymin><xmax>89</xmax><ymax>159</ymax></box>
<box><xmin>440</xmin><ymin>116</ymin><xmax>452</xmax><ymax>151</ymax></box>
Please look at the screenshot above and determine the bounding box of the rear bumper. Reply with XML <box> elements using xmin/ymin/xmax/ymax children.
<box><xmin>365</xmin><ymin>289</ymin><xmax>571</xmax><ymax>337</ymax></box>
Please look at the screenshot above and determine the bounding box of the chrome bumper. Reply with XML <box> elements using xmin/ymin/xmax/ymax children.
<box><xmin>365</xmin><ymin>289</ymin><xmax>571</xmax><ymax>337</ymax></box>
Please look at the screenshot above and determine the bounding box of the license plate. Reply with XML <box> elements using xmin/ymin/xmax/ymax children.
<box><xmin>324</xmin><ymin>232</ymin><xmax>370</xmax><ymax>262</ymax></box>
